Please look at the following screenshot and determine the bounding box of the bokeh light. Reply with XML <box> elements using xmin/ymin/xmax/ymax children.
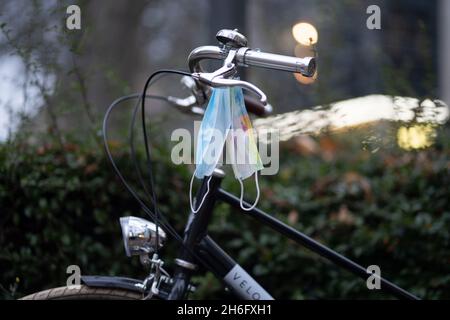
<box><xmin>292</xmin><ymin>22</ymin><xmax>318</xmax><ymax>45</ymax></box>
<box><xmin>397</xmin><ymin>124</ymin><xmax>436</xmax><ymax>150</ymax></box>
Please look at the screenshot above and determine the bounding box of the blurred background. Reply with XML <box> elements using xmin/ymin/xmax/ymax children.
<box><xmin>0</xmin><ymin>0</ymin><xmax>449</xmax><ymax>299</ymax></box>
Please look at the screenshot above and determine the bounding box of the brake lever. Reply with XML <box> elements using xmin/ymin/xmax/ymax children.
<box><xmin>206</xmin><ymin>77</ymin><xmax>267</xmax><ymax>105</ymax></box>
<box><xmin>169</xmin><ymin>48</ymin><xmax>268</xmax><ymax>115</ymax></box>
<box><xmin>191</xmin><ymin>49</ymin><xmax>268</xmax><ymax>105</ymax></box>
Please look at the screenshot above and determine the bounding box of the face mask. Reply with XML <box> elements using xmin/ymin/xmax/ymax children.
<box><xmin>190</xmin><ymin>86</ymin><xmax>263</xmax><ymax>213</ymax></box>
<box><xmin>194</xmin><ymin>88</ymin><xmax>231</xmax><ymax>179</ymax></box>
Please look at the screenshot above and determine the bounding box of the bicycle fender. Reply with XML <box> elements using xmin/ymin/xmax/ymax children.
<box><xmin>81</xmin><ymin>275</ymin><xmax>144</xmax><ymax>293</ymax></box>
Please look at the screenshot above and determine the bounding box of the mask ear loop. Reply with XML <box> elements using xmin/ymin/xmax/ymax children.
<box><xmin>189</xmin><ymin>172</ymin><xmax>213</xmax><ymax>213</ymax></box>
<box><xmin>238</xmin><ymin>171</ymin><xmax>260</xmax><ymax>211</ymax></box>
<box><xmin>190</xmin><ymin>123</ymin><xmax>229</xmax><ymax>214</ymax></box>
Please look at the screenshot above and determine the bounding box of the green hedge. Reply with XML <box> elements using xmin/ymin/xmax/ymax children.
<box><xmin>0</xmin><ymin>141</ymin><xmax>190</xmax><ymax>299</ymax></box>
<box><xmin>1</xmin><ymin>128</ymin><xmax>449</xmax><ymax>299</ymax></box>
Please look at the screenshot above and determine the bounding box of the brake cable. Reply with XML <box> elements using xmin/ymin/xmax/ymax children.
<box><xmin>103</xmin><ymin>71</ymin><xmax>213</xmax><ymax>277</ymax></box>
<box><xmin>140</xmin><ymin>70</ymin><xmax>193</xmax><ymax>258</ymax></box>
<box><xmin>103</xmin><ymin>93</ymin><xmax>207</xmax><ymax>271</ymax></box>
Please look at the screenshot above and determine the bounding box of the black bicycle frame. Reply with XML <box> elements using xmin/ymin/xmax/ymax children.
<box><xmin>167</xmin><ymin>171</ymin><xmax>420</xmax><ymax>300</ymax></box>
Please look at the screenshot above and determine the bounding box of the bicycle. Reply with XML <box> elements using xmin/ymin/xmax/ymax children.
<box><xmin>21</xmin><ymin>29</ymin><xmax>419</xmax><ymax>300</ymax></box>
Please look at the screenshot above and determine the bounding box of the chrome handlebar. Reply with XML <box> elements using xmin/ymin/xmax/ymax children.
<box><xmin>188</xmin><ymin>45</ymin><xmax>316</xmax><ymax>77</ymax></box>
<box><xmin>169</xmin><ymin>29</ymin><xmax>317</xmax><ymax>115</ymax></box>
<box><xmin>240</xmin><ymin>49</ymin><xmax>316</xmax><ymax>75</ymax></box>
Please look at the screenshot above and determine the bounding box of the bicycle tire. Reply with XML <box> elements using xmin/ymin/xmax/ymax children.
<box><xmin>19</xmin><ymin>285</ymin><xmax>142</xmax><ymax>300</ymax></box>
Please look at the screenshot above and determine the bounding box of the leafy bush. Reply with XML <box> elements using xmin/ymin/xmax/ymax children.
<box><xmin>0</xmin><ymin>141</ymin><xmax>190</xmax><ymax>299</ymax></box>
<box><xmin>1</xmin><ymin>126</ymin><xmax>449</xmax><ymax>299</ymax></box>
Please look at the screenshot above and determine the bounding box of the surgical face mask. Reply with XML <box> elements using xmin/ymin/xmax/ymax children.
<box><xmin>194</xmin><ymin>88</ymin><xmax>231</xmax><ymax>179</ymax></box>
<box><xmin>190</xmin><ymin>86</ymin><xmax>263</xmax><ymax>213</ymax></box>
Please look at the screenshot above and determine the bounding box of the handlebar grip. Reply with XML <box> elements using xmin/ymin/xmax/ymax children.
<box><xmin>238</xmin><ymin>49</ymin><xmax>316</xmax><ymax>77</ymax></box>
<box><xmin>244</xmin><ymin>94</ymin><xmax>272</xmax><ymax>117</ymax></box>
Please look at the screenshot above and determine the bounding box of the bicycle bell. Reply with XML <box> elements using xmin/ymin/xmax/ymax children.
<box><xmin>216</xmin><ymin>29</ymin><xmax>248</xmax><ymax>48</ymax></box>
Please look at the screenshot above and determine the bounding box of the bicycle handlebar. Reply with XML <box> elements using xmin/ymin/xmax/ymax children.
<box><xmin>188</xmin><ymin>45</ymin><xmax>316</xmax><ymax>77</ymax></box>
<box><xmin>174</xmin><ymin>29</ymin><xmax>317</xmax><ymax>117</ymax></box>
<box><xmin>241</xmin><ymin>49</ymin><xmax>316</xmax><ymax>76</ymax></box>
<box><xmin>244</xmin><ymin>95</ymin><xmax>273</xmax><ymax>116</ymax></box>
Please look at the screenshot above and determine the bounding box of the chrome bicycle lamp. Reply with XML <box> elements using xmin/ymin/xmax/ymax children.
<box><xmin>119</xmin><ymin>216</ymin><xmax>166</xmax><ymax>257</ymax></box>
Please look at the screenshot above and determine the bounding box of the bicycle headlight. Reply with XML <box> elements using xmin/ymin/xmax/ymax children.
<box><xmin>119</xmin><ymin>216</ymin><xmax>166</xmax><ymax>257</ymax></box>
